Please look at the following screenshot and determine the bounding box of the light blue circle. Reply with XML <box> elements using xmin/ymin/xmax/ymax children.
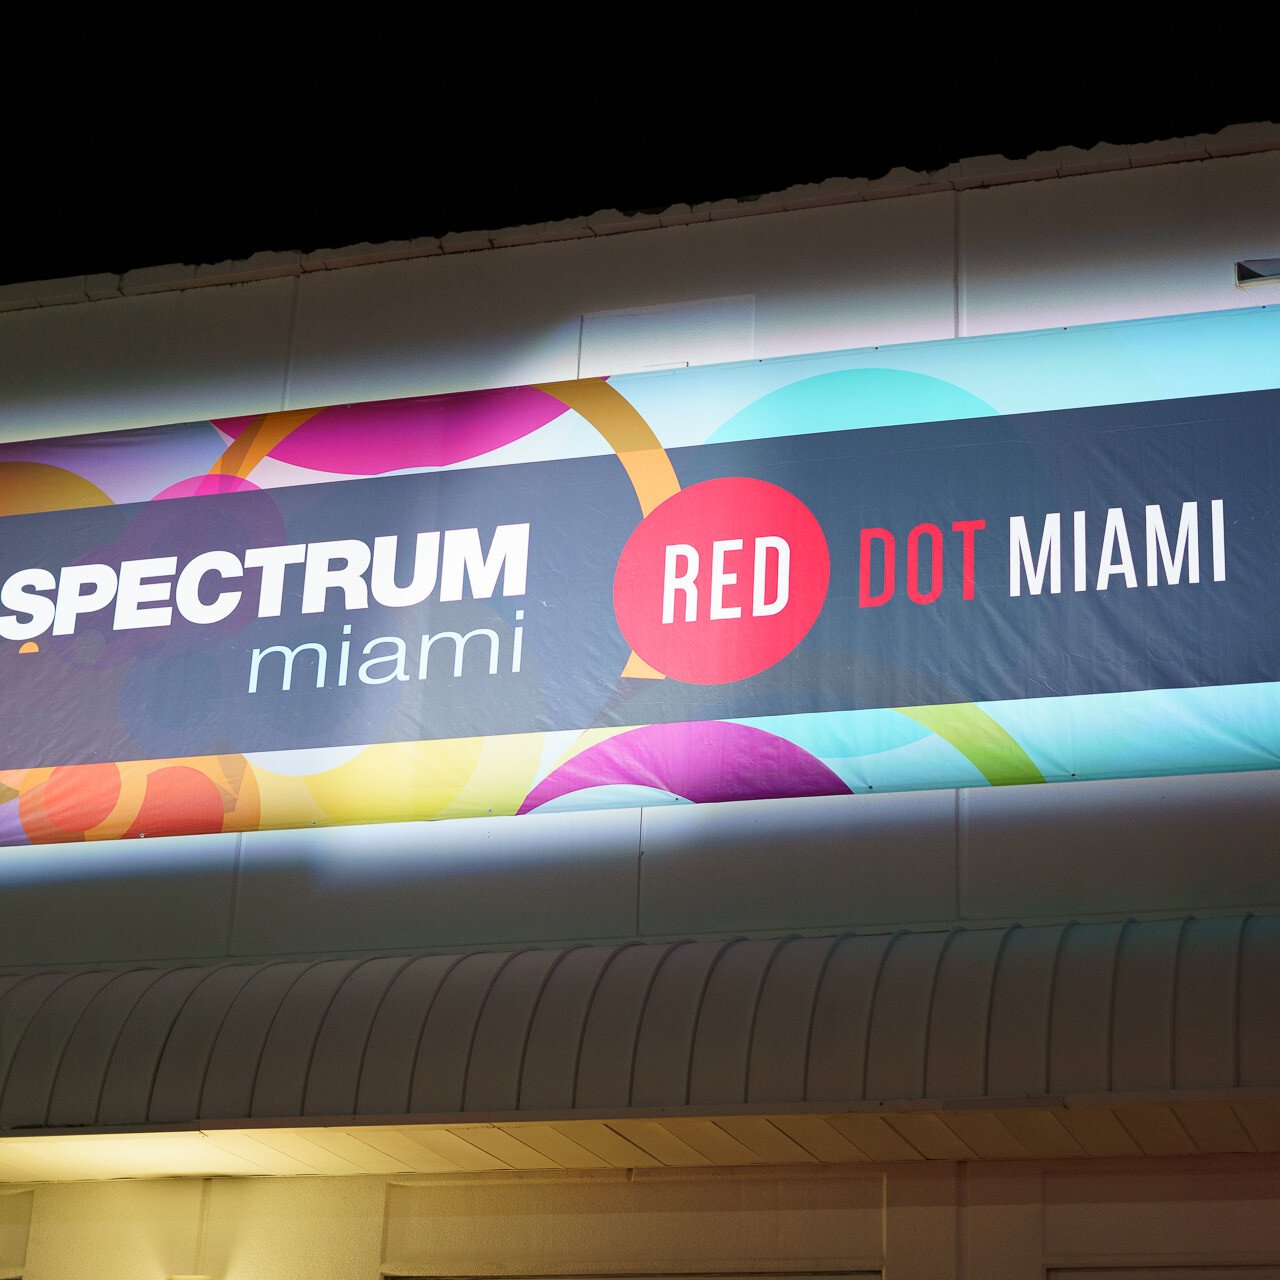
<box><xmin>710</xmin><ymin>368</ymin><xmax>998</xmax><ymax>442</ymax></box>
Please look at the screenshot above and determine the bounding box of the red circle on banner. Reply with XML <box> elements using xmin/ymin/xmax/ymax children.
<box><xmin>613</xmin><ymin>477</ymin><xmax>829</xmax><ymax>684</ymax></box>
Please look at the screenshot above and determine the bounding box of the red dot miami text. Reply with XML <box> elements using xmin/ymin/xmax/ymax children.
<box><xmin>658</xmin><ymin>499</ymin><xmax>1227</xmax><ymax>618</ymax></box>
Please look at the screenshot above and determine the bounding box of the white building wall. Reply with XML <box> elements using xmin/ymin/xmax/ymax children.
<box><xmin>3</xmin><ymin>136</ymin><xmax>1280</xmax><ymax>1277</ymax></box>
<box><xmin>10</xmin><ymin>1158</ymin><xmax>1280</xmax><ymax>1279</ymax></box>
<box><xmin>0</xmin><ymin>143</ymin><xmax>1277</xmax><ymax>971</ymax></box>
<box><xmin>3</xmin><ymin>147</ymin><xmax>1275</xmax><ymax>441</ymax></box>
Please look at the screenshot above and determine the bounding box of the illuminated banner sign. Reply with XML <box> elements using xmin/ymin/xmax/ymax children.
<box><xmin>0</xmin><ymin>308</ymin><xmax>1277</xmax><ymax>842</ymax></box>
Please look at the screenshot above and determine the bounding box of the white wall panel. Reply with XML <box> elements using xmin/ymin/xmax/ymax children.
<box><xmin>286</xmin><ymin>246</ymin><xmax>582</xmax><ymax>408</ymax></box>
<box><xmin>961</xmin><ymin>152</ymin><xmax>1280</xmax><ymax>335</ymax></box>
<box><xmin>0</xmin><ymin>278</ymin><xmax>295</xmax><ymax>441</ymax></box>
<box><xmin>0</xmin><ymin>833</ymin><xmax>238</xmax><ymax>967</ymax></box>
<box><xmin>639</xmin><ymin>790</ymin><xmax>957</xmax><ymax>937</ymax></box>
<box><xmin>287</xmin><ymin>193</ymin><xmax>956</xmax><ymax>409</ymax></box>
<box><xmin>201</xmin><ymin>1174</ymin><xmax>385</xmax><ymax>1280</ymax></box>
<box><xmin>750</xmin><ymin>193</ymin><xmax>957</xmax><ymax>357</ymax></box>
<box><xmin>0</xmin><ymin>1189</ymin><xmax>29</xmax><ymax>1277</ymax></box>
<box><xmin>19</xmin><ymin>1176</ymin><xmax>385</xmax><ymax>1280</ymax></box>
<box><xmin>231</xmin><ymin>808</ymin><xmax>642</xmax><ymax>956</ymax></box>
<box><xmin>959</xmin><ymin>771</ymin><xmax>1280</xmax><ymax>923</ymax></box>
<box><xmin>1044</xmin><ymin>1158</ymin><xmax>1280</xmax><ymax>1259</ymax></box>
<box><xmin>384</xmin><ymin>1168</ymin><xmax>884</xmax><ymax>1275</ymax></box>
<box><xmin>579</xmin><ymin>295</ymin><xmax>756</xmax><ymax>377</ymax></box>
<box><xmin>23</xmin><ymin>1179</ymin><xmax>204</xmax><ymax>1280</ymax></box>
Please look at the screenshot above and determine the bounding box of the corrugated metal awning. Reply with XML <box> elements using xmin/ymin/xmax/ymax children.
<box><xmin>0</xmin><ymin>915</ymin><xmax>1277</xmax><ymax>1136</ymax></box>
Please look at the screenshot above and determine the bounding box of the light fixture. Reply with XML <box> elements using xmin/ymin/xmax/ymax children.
<box><xmin>1236</xmin><ymin>258</ymin><xmax>1280</xmax><ymax>286</ymax></box>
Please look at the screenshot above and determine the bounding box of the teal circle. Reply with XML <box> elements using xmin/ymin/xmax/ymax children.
<box><xmin>710</xmin><ymin>368</ymin><xmax>998</xmax><ymax>442</ymax></box>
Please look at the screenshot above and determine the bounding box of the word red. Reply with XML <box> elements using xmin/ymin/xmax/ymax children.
<box><xmin>614</xmin><ymin>478</ymin><xmax>830</xmax><ymax>684</ymax></box>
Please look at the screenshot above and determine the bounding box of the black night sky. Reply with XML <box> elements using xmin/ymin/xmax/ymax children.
<box><xmin>5</xmin><ymin>94</ymin><xmax>1275</xmax><ymax>289</ymax></box>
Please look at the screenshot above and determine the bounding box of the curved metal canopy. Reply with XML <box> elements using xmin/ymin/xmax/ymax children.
<box><xmin>0</xmin><ymin>915</ymin><xmax>1276</xmax><ymax>1134</ymax></box>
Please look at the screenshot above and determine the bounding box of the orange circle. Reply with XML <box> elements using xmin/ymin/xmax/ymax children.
<box><xmin>41</xmin><ymin>764</ymin><xmax>122</xmax><ymax>833</ymax></box>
